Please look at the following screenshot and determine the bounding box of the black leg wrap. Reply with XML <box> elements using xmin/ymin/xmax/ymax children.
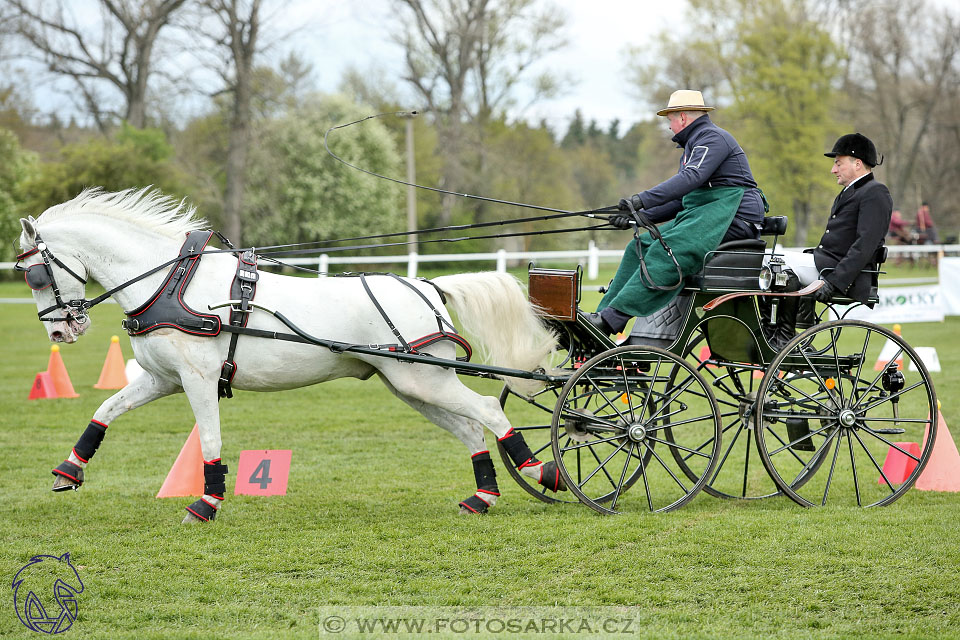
<box><xmin>458</xmin><ymin>494</ymin><xmax>491</xmax><ymax>514</ymax></box>
<box><xmin>498</xmin><ymin>429</ymin><xmax>539</xmax><ymax>469</ymax></box>
<box><xmin>538</xmin><ymin>460</ymin><xmax>566</xmax><ymax>492</ymax></box>
<box><xmin>185</xmin><ymin>498</ymin><xmax>218</xmax><ymax>522</ymax></box>
<box><xmin>203</xmin><ymin>460</ymin><xmax>228</xmax><ymax>499</ymax></box>
<box><xmin>471</xmin><ymin>451</ymin><xmax>499</xmax><ymax>495</ymax></box>
<box><xmin>73</xmin><ymin>420</ymin><xmax>108</xmax><ymax>462</ymax></box>
<box><xmin>51</xmin><ymin>460</ymin><xmax>84</xmax><ymax>489</ymax></box>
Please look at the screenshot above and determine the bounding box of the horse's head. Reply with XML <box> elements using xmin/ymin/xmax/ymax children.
<box><xmin>18</xmin><ymin>217</ymin><xmax>91</xmax><ymax>343</ymax></box>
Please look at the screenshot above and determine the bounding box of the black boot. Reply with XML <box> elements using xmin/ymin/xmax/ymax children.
<box><xmin>584</xmin><ymin>312</ymin><xmax>613</xmax><ymax>335</ymax></box>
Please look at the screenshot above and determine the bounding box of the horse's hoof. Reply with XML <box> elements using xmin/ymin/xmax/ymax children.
<box><xmin>182</xmin><ymin>511</ymin><xmax>206</xmax><ymax>524</ymax></box>
<box><xmin>539</xmin><ymin>460</ymin><xmax>567</xmax><ymax>492</ymax></box>
<box><xmin>51</xmin><ymin>461</ymin><xmax>84</xmax><ymax>492</ymax></box>
<box><xmin>458</xmin><ymin>495</ymin><xmax>489</xmax><ymax>514</ymax></box>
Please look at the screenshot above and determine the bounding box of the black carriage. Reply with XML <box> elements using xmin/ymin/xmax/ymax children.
<box><xmin>498</xmin><ymin>216</ymin><xmax>938</xmax><ymax>514</ymax></box>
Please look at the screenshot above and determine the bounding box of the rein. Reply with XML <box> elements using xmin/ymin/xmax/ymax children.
<box><xmin>624</xmin><ymin>199</ymin><xmax>684</xmax><ymax>291</ymax></box>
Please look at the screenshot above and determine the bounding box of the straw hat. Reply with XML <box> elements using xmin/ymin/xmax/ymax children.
<box><xmin>656</xmin><ymin>90</ymin><xmax>715</xmax><ymax>116</ymax></box>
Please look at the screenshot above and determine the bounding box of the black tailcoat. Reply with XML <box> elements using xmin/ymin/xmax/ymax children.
<box><xmin>813</xmin><ymin>172</ymin><xmax>892</xmax><ymax>305</ymax></box>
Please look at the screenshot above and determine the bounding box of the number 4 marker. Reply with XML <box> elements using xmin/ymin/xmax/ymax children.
<box><xmin>234</xmin><ymin>450</ymin><xmax>291</xmax><ymax>496</ymax></box>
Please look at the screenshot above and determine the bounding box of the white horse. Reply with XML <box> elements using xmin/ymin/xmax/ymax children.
<box><xmin>17</xmin><ymin>188</ymin><xmax>564</xmax><ymax>522</ymax></box>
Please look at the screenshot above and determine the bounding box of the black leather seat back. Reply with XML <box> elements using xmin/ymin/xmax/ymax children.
<box><xmin>761</xmin><ymin>216</ymin><xmax>788</xmax><ymax>236</ymax></box>
<box><xmin>694</xmin><ymin>239</ymin><xmax>766</xmax><ymax>291</ymax></box>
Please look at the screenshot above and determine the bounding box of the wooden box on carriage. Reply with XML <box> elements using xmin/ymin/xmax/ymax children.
<box><xmin>528</xmin><ymin>267</ymin><xmax>580</xmax><ymax>321</ymax></box>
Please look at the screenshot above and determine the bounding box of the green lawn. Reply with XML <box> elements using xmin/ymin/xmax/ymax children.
<box><xmin>2</xmin><ymin>278</ymin><xmax>959</xmax><ymax>639</ymax></box>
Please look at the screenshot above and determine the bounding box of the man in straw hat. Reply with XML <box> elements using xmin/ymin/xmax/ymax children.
<box><xmin>776</xmin><ymin>132</ymin><xmax>891</xmax><ymax>305</ymax></box>
<box><xmin>587</xmin><ymin>89</ymin><xmax>767</xmax><ymax>334</ymax></box>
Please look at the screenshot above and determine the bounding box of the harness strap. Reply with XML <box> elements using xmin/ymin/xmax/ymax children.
<box><xmin>219</xmin><ymin>250</ymin><xmax>258</xmax><ymax>399</ymax></box>
<box><xmin>395</xmin><ymin>332</ymin><xmax>472</xmax><ymax>362</ymax></box>
<box><xmin>122</xmin><ymin>232</ymin><xmax>221</xmax><ymax>337</ymax></box>
<box><xmin>359</xmin><ymin>274</ymin><xmax>411</xmax><ymax>353</ymax></box>
<box><xmin>387</xmin><ymin>273</ymin><xmax>457</xmax><ymax>333</ymax></box>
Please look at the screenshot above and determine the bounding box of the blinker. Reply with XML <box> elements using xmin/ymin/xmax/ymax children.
<box><xmin>17</xmin><ymin>263</ymin><xmax>55</xmax><ymax>291</ymax></box>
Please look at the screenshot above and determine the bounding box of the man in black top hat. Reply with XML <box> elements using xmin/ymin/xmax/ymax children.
<box><xmin>813</xmin><ymin>132</ymin><xmax>892</xmax><ymax>304</ymax></box>
<box><xmin>775</xmin><ymin>133</ymin><xmax>891</xmax><ymax>305</ymax></box>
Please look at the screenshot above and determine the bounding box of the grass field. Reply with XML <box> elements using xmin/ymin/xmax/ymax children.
<box><xmin>2</xmin><ymin>272</ymin><xmax>960</xmax><ymax>639</ymax></box>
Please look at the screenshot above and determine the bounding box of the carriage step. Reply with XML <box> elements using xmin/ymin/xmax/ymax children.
<box><xmin>871</xmin><ymin>428</ymin><xmax>906</xmax><ymax>435</ymax></box>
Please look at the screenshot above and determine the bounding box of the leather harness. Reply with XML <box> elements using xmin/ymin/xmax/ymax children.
<box><xmin>122</xmin><ymin>231</ymin><xmax>221</xmax><ymax>336</ymax></box>
<box><xmin>120</xmin><ymin>232</ymin><xmax>471</xmax><ymax>400</ymax></box>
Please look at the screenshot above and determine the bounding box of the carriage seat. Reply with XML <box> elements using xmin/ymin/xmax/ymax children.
<box><xmin>818</xmin><ymin>245</ymin><xmax>888</xmax><ymax>306</ymax></box>
<box><xmin>685</xmin><ymin>217</ymin><xmax>788</xmax><ymax>291</ymax></box>
<box><xmin>686</xmin><ymin>238</ymin><xmax>766</xmax><ymax>291</ymax></box>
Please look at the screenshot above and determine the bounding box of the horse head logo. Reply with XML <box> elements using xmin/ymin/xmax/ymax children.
<box><xmin>12</xmin><ymin>553</ymin><xmax>84</xmax><ymax>634</ymax></box>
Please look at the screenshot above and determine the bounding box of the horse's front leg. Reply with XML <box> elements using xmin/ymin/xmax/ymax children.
<box><xmin>178</xmin><ymin>373</ymin><xmax>227</xmax><ymax>524</ymax></box>
<box><xmin>52</xmin><ymin>372</ymin><xmax>181</xmax><ymax>491</ymax></box>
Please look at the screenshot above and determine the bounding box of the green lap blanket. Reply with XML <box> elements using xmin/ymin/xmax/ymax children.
<box><xmin>598</xmin><ymin>186</ymin><xmax>745</xmax><ymax>318</ymax></box>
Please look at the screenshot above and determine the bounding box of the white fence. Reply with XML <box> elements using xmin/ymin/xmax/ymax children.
<box><xmin>3</xmin><ymin>242</ymin><xmax>958</xmax><ymax>281</ymax></box>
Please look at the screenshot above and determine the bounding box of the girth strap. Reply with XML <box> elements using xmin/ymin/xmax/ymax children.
<box><xmin>219</xmin><ymin>250</ymin><xmax>258</xmax><ymax>399</ymax></box>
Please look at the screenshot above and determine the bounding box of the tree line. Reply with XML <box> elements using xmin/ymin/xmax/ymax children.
<box><xmin>0</xmin><ymin>0</ymin><xmax>957</xmax><ymax>266</ymax></box>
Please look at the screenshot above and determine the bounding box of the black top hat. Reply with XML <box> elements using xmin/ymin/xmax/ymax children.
<box><xmin>824</xmin><ymin>133</ymin><xmax>883</xmax><ymax>167</ymax></box>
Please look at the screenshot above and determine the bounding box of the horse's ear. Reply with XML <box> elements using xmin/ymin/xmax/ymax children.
<box><xmin>20</xmin><ymin>217</ymin><xmax>37</xmax><ymax>244</ymax></box>
<box><xmin>59</xmin><ymin>552</ymin><xmax>71</xmax><ymax>563</ymax></box>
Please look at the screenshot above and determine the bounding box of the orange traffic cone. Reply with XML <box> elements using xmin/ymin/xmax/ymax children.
<box><xmin>698</xmin><ymin>345</ymin><xmax>718</xmax><ymax>368</ymax></box>
<box><xmin>28</xmin><ymin>371</ymin><xmax>59</xmax><ymax>400</ymax></box>
<box><xmin>46</xmin><ymin>345</ymin><xmax>79</xmax><ymax>398</ymax></box>
<box><xmin>156</xmin><ymin>424</ymin><xmax>205</xmax><ymax>498</ymax></box>
<box><xmin>874</xmin><ymin>324</ymin><xmax>905</xmax><ymax>371</ymax></box>
<box><xmin>94</xmin><ymin>336</ymin><xmax>129</xmax><ymax>390</ymax></box>
<box><xmin>915</xmin><ymin>403</ymin><xmax>960</xmax><ymax>492</ymax></box>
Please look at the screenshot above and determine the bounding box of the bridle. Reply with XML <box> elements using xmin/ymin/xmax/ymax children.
<box><xmin>15</xmin><ymin>233</ymin><xmax>90</xmax><ymax>325</ymax></box>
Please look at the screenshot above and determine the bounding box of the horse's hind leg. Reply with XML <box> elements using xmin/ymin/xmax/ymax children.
<box><xmin>52</xmin><ymin>372</ymin><xmax>181</xmax><ymax>492</ymax></box>
<box><xmin>379</xmin><ymin>375</ymin><xmax>500</xmax><ymax>514</ymax></box>
<box><xmin>179</xmin><ymin>374</ymin><xmax>227</xmax><ymax>524</ymax></box>
<box><xmin>381</xmin><ymin>366</ymin><xmax>565</xmax><ymax>498</ymax></box>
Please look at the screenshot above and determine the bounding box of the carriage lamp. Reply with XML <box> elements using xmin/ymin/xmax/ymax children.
<box><xmin>882</xmin><ymin>362</ymin><xmax>905</xmax><ymax>424</ymax></box>
<box><xmin>759</xmin><ymin>256</ymin><xmax>788</xmax><ymax>292</ymax></box>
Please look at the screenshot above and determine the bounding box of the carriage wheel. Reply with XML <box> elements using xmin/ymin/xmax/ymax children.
<box><xmin>551</xmin><ymin>345</ymin><xmax>721</xmax><ymax>514</ymax></box>
<box><xmin>671</xmin><ymin>330</ymin><xmax>828</xmax><ymax>499</ymax></box>
<box><xmin>671</xmin><ymin>329</ymin><xmax>780</xmax><ymax>499</ymax></box>
<box><xmin>755</xmin><ymin>320</ymin><xmax>937</xmax><ymax>508</ymax></box>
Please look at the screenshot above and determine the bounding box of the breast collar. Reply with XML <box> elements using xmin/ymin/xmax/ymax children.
<box><xmin>121</xmin><ymin>231</ymin><xmax>223</xmax><ymax>337</ymax></box>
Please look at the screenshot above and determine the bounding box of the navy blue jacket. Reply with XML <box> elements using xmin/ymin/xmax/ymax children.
<box><xmin>636</xmin><ymin>115</ymin><xmax>765</xmax><ymax>227</ymax></box>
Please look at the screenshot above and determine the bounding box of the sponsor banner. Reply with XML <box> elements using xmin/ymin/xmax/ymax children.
<box><xmin>839</xmin><ymin>284</ymin><xmax>944</xmax><ymax>324</ymax></box>
<box><xmin>940</xmin><ymin>257</ymin><xmax>960</xmax><ymax>316</ymax></box>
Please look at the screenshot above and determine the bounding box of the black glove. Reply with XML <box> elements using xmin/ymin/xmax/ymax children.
<box><xmin>609</xmin><ymin>213</ymin><xmax>633</xmax><ymax>230</ymax></box>
<box><xmin>617</xmin><ymin>194</ymin><xmax>644</xmax><ymax>212</ymax></box>
<box><xmin>814</xmin><ymin>279</ymin><xmax>838</xmax><ymax>303</ymax></box>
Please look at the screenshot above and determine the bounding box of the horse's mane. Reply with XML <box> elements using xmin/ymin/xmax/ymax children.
<box><xmin>38</xmin><ymin>188</ymin><xmax>209</xmax><ymax>239</ymax></box>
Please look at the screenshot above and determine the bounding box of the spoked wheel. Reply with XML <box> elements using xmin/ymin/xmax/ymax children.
<box><xmin>551</xmin><ymin>345</ymin><xmax>722</xmax><ymax>514</ymax></box>
<box><xmin>675</xmin><ymin>329</ymin><xmax>781</xmax><ymax>499</ymax></box>
<box><xmin>755</xmin><ymin>320</ymin><xmax>937</xmax><ymax>508</ymax></box>
<box><xmin>498</xmin><ymin>383</ymin><xmax>581</xmax><ymax>504</ymax></box>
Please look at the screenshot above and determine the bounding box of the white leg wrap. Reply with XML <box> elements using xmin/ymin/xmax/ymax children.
<box><xmin>519</xmin><ymin>461</ymin><xmax>543</xmax><ymax>481</ymax></box>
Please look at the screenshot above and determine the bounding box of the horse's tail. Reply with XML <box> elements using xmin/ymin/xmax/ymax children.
<box><xmin>432</xmin><ymin>272</ymin><xmax>557</xmax><ymax>395</ymax></box>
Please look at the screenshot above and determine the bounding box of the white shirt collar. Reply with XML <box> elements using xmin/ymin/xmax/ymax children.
<box><xmin>843</xmin><ymin>172</ymin><xmax>871</xmax><ymax>191</ymax></box>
